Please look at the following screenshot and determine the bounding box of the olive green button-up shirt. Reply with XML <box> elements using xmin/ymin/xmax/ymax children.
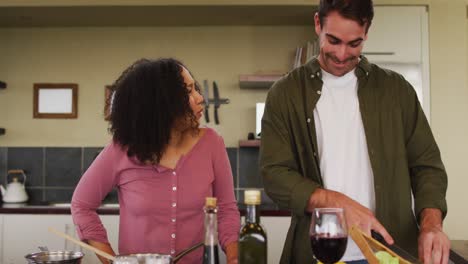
<box><xmin>259</xmin><ymin>57</ymin><xmax>447</xmax><ymax>264</ymax></box>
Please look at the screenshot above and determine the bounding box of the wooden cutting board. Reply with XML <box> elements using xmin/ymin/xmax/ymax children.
<box><xmin>349</xmin><ymin>226</ymin><xmax>412</xmax><ymax>264</ymax></box>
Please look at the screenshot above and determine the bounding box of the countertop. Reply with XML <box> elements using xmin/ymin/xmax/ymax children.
<box><xmin>0</xmin><ymin>202</ymin><xmax>291</xmax><ymax>216</ymax></box>
<box><xmin>450</xmin><ymin>240</ymin><xmax>468</xmax><ymax>264</ymax></box>
<box><xmin>1</xmin><ymin>203</ymin><xmax>466</xmax><ymax>263</ymax></box>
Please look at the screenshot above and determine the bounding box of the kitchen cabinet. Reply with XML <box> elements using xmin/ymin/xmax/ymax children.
<box><xmin>0</xmin><ymin>215</ymin><xmax>3</xmax><ymax>262</ymax></box>
<box><xmin>241</xmin><ymin>216</ymin><xmax>291</xmax><ymax>263</ymax></box>
<box><xmin>363</xmin><ymin>6</ymin><xmax>428</xmax><ymax>64</ymax></box>
<box><xmin>364</xmin><ymin>6</ymin><xmax>431</xmax><ymax>120</ymax></box>
<box><xmin>2</xmin><ymin>214</ymin><xmax>74</xmax><ymax>264</ymax></box>
<box><xmin>240</xmin><ymin>6</ymin><xmax>429</xmax><ymax>90</ymax></box>
<box><xmin>0</xmin><ymin>213</ymin><xmax>290</xmax><ymax>263</ymax></box>
<box><xmin>0</xmin><ymin>214</ymin><xmax>119</xmax><ymax>264</ymax></box>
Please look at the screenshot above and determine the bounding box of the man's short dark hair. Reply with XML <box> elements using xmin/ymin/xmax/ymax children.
<box><xmin>318</xmin><ymin>0</ymin><xmax>374</xmax><ymax>33</ymax></box>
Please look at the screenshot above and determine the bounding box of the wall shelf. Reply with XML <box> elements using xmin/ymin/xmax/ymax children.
<box><xmin>239</xmin><ymin>74</ymin><xmax>283</xmax><ymax>89</ymax></box>
<box><xmin>239</xmin><ymin>139</ymin><xmax>260</xmax><ymax>147</ymax></box>
<box><xmin>0</xmin><ymin>81</ymin><xmax>5</xmax><ymax>135</ymax></box>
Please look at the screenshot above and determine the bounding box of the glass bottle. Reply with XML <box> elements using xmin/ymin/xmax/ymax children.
<box><xmin>238</xmin><ymin>189</ymin><xmax>267</xmax><ymax>264</ymax></box>
<box><xmin>203</xmin><ymin>197</ymin><xmax>220</xmax><ymax>264</ymax></box>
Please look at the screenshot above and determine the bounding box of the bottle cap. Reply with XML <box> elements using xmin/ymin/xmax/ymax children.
<box><xmin>205</xmin><ymin>197</ymin><xmax>217</xmax><ymax>207</ymax></box>
<box><xmin>244</xmin><ymin>189</ymin><xmax>261</xmax><ymax>205</ymax></box>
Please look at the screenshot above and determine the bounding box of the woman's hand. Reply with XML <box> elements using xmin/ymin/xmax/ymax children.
<box><xmin>225</xmin><ymin>241</ymin><xmax>238</xmax><ymax>264</ymax></box>
<box><xmin>87</xmin><ymin>240</ymin><xmax>116</xmax><ymax>264</ymax></box>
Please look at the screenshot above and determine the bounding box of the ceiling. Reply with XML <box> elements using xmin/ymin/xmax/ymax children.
<box><xmin>0</xmin><ymin>5</ymin><xmax>318</xmax><ymax>27</ymax></box>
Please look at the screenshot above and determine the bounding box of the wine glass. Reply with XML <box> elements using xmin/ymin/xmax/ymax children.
<box><xmin>310</xmin><ymin>208</ymin><xmax>348</xmax><ymax>264</ymax></box>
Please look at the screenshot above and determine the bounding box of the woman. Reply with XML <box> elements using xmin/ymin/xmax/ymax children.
<box><xmin>71</xmin><ymin>58</ymin><xmax>240</xmax><ymax>264</ymax></box>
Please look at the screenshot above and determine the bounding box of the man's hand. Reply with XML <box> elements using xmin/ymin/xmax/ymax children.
<box><xmin>418</xmin><ymin>208</ymin><xmax>450</xmax><ymax>264</ymax></box>
<box><xmin>308</xmin><ymin>188</ymin><xmax>394</xmax><ymax>245</ymax></box>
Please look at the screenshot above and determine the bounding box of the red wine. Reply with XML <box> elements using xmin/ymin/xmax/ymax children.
<box><xmin>310</xmin><ymin>235</ymin><xmax>347</xmax><ymax>263</ymax></box>
<box><xmin>203</xmin><ymin>197</ymin><xmax>220</xmax><ymax>264</ymax></box>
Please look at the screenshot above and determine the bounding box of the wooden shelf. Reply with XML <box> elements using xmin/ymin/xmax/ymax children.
<box><xmin>0</xmin><ymin>80</ymin><xmax>5</xmax><ymax>135</ymax></box>
<box><xmin>239</xmin><ymin>74</ymin><xmax>283</xmax><ymax>89</ymax></box>
<box><xmin>239</xmin><ymin>139</ymin><xmax>260</xmax><ymax>147</ymax></box>
<box><xmin>0</xmin><ymin>5</ymin><xmax>317</xmax><ymax>27</ymax></box>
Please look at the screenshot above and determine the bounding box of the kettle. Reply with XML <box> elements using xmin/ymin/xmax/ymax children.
<box><xmin>1</xmin><ymin>169</ymin><xmax>29</xmax><ymax>203</ymax></box>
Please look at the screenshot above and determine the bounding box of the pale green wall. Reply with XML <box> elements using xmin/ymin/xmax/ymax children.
<box><xmin>424</xmin><ymin>0</ymin><xmax>468</xmax><ymax>240</ymax></box>
<box><xmin>0</xmin><ymin>26</ymin><xmax>312</xmax><ymax>147</ymax></box>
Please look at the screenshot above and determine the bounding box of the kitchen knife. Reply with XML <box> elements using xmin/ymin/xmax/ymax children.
<box><xmin>213</xmin><ymin>81</ymin><xmax>220</xmax><ymax>125</ymax></box>
<box><xmin>203</xmin><ymin>80</ymin><xmax>210</xmax><ymax>123</ymax></box>
<box><xmin>371</xmin><ymin>230</ymin><xmax>421</xmax><ymax>263</ymax></box>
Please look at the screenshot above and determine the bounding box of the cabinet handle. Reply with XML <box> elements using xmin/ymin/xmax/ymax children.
<box><xmin>362</xmin><ymin>52</ymin><xmax>396</xmax><ymax>55</ymax></box>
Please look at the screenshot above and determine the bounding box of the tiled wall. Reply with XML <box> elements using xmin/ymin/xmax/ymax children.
<box><xmin>0</xmin><ymin>147</ymin><xmax>106</xmax><ymax>204</ymax></box>
<box><xmin>0</xmin><ymin>146</ymin><xmax>278</xmax><ymax>209</ymax></box>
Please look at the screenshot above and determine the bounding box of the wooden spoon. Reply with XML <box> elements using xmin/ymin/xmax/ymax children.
<box><xmin>48</xmin><ymin>227</ymin><xmax>116</xmax><ymax>262</ymax></box>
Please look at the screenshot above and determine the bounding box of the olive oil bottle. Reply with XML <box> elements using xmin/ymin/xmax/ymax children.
<box><xmin>203</xmin><ymin>197</ymin><xmax>220</xmax><ymax>264</ymax></box>
<box><xmin>238</xmin><ymin>190</ymin><xmax>267</xmax><ymax>264</ymax></box>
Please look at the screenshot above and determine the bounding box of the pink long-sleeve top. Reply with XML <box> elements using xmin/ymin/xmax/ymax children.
<box><xmin>71</xmin><ymin>128</ymin><xmax>240</xmax><ymax>263</ymax></box>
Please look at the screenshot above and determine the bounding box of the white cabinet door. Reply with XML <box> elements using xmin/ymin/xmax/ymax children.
<box><xmin>0</xmin><ymin>215</ymin><xmax>3</xmax><ymax>262</ymax></box>
<box><xmin>263</xmin><ymin>216</ymin><xmax>291</xmax><ymax>263</ymax></box>
<box><xmin>2</xmin><ymin>214</ymin><xmax>290</xmax><ymax>263</ymax></box>
<box><xmin>364</xmin><ymin>6</ymin><xmax>427</xmax><ymax>63</ymax></box>
<box><xmin>241</xmin><ymin>216</ymin><xmax>291</xmax><ymax>264</ymax></box>
<box><xmin>1</xmin><ymin>214</ymin><xmax>74</xmax><ymax>264</ymax></box>
<box><xmin>1</xmin><ymin>214</ymin><xmax>120</xmax><ymax>264</ymax></box>
<box><xmin>100</xmin><ymin>215</ymin><xmax>120</xmax><ymax>251</ymax></box>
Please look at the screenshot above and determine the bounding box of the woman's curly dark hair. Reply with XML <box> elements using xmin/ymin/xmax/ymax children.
<box><xmin>109</xmin><ymin>58</ymin><xmax>200</xmax><ymax>164</ymax></box>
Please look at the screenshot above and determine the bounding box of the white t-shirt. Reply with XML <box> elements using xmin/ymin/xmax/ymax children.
<box><xmin>313</xmin><ymin>69</ymin><xmax>376</xmax><ymax>261</ymax></box>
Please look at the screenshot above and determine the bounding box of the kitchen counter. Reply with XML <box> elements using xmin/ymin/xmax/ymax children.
<box><xmin>0</xmin><ymin>202</ymin><xmax>291</xmax><ymax>216</ymax></box>
<box><xmin>450</xmin><ymin>240</ymin><xmax>468</xmax><ymax>263</ymax></box>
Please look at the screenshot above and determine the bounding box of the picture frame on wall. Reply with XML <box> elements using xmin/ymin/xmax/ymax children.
<box><xmin>33</xmin><ymin>83</ymin><xmax>78</xmax><ymax>119</ymax></box>
<box><xmin>104</xmin><ymin>85</ymin><xmax>115</xmax><ymax>120</ymax></box>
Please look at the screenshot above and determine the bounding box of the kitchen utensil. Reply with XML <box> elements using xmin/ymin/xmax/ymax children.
<box><xmin>117</xmin><ymin>242</ymin><xmax>203</xmax><ymax>264</ymax></box>
<box><xmin>203</xmin><ymin>79</ymin><xmax>210</xmax><ymax>123</ymax></box>
<box><xmin>371</xmin><ymin>230</ymin><xmax>421</xmax><ymax>263</ymax></box>
<box><xmin>38</xmin><ymin>246</ymin><xmax>49</xmax><ymax>252</ymax></box>
<box><xmin>213</xmin><ymin>81</ymin><xmax>220</xmax><ymax>124</ymax></box>
<box><xmin>1</xmin><ymin>169</ymin><xmax>29</xmax><ymax>203</ymax></box>
<box><xmin>48</xmin><ymin>227</ymin><xmax>116</xmax><ymax>262</ymax></box>
<box><xmin>349</xmin><ymin>226</ymin><xmax>412</xmax><ymax>264</ymax></box>
<box><xmin>114</xmin><ymin>255</ymin><xmax>139</xmax><ymax>264</ymax></box>
<box><xmin>25</xmin><ymin>250</ymin><xmax>84</xmax><ymax>263</ymax></box>
<box><xmin>49</xmin><ymin>227</ymin><xmax>202</xmax><ymax>264</ymax></box>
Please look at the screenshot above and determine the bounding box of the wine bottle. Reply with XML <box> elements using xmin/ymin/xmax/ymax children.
<box><xmin>238</xmin><ymin>189</ymin><xmax>267</xmax><ymax>264</ymax></box>
<box><xmin>203</xmin><ymin>197</ymin><xmax>220</xmax><ymax>264</ymax></box>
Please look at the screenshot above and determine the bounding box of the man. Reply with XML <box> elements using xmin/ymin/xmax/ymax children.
<box><xmin>259</xmin><ymin>0</ymin><xmax>450</xmax><ymax>263</ymax></box>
